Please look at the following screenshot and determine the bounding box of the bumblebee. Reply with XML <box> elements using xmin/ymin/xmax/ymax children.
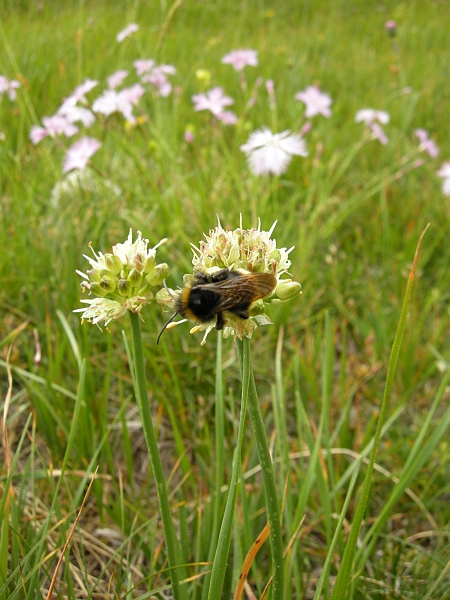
<box><xmin>157</xmin><ymin>268</ymin><xmax>277</xmax><ymax>344</ymax></box>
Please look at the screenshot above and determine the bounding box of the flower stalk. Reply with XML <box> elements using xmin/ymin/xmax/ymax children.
<box><xmin>236</xmin><ymin>338</ymin><xmax>284</xmax><ymax>599</ymax></box>
<box><xmin>207</xmin><ymin>334</ymin><xmax>251</xmax><ymax>599</ymax></box>
<box><xmin>128</xmin><ymin>311</ymin><xmax>187</xmax><ymax>600</ymax></box>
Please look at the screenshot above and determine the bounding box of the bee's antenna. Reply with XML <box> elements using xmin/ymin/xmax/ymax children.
<box><xmin>163</xmin><ymin>279</ymin><xmax>176</xmax><ymax>300</ymax></box>
<box><xmin>157</xmin><ymin>311</ymin><xmax>179</xmax><ymax>345</ymax></box>
<box><xmin>157</xmin><ymin>281</ymin><xmax>180</xmax><ymax>344</ymax></box>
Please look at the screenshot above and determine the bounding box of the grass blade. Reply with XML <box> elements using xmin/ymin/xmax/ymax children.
<box><xmin>331</xmin><ymin>224</ymin><xmax>430</xmax><ymax>599</ymax></box>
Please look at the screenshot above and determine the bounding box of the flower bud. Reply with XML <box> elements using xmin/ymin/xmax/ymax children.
<box><xmin>252</xmin><ymin>258</ymin><xmax>267</xmax><ymax>273</ymax></box>
<box><xmin>88</xmin><ymin>282</ymin><xmax>109</xmax><ymax>297</ymax></box>
<box><xmin>275</xmin><ymin>280</ymin><xmax>302</xmax><ymax>301</ymax></box>
<box><xmin>196</xmin><ymin>69</ymin><xmax>211</xmax><ymax>86</ymax></box>
<box><xmin>156</xmin><ymin>287</ymin><xmax>175</xmax><ymax>306</ymax></box>
<box><xmin>128</xmin><ymin>268</ymin><xmax>143</xmax><ymax>287</ymax></box>
<box><xmin>227</xmin><ymin>243</ymin><xmax>240</xmax><ymax>265</ymax></box>
<box><xmin>234</xmin><ymin>260</ymin><xmax>249</xmax><ymax>271</ymax></box>
<box><xmin>87</xmin><ymin>268</ymin><xmax>101</xmax><ymax>283</ymax></box>
<box><xmin>98</xmin><ymin>274</ymin><xmax>116</xmax><ymax>293</ymax></box>
<box><xmin>184</xmin><ymin>125</ymin><xmax>195</xmax><ymax>144</ymax></box>
<box><xmin>143</xmin><ymin>252</ymin><xmax>156</xmax><ymax>274</ymax></box>
<box><xmin>104</xmin><ymin>253</ymin><xmax>123</xmax><ymax>275</ymax></box>
<box><xmin>269</xmin><ymin>248</ymin><xmax>281</xmax><ymax>263</ymax></box>
<box><xmin>148</xmin><ymin>140</ymin><xmax>159</xmax><ymax>156</ymax></box>
<box><xmin>118</xmin><ymin>278</ymin><xmax>132</xmax><ymax>297</ymax></box>
<box><xmin>146</xmin><ymin>263</ymin><xmax>169</xmax><ymax>287</ymax></box>
<box><xmin>385</xmin><ymin>20</ymin><xmax>397</xmax><ymax>37</ymax></box>
<box><xmin>133</xmin><ymin>252</ymin><xmax>146</xmax><ymax>272</ymax></box>
<box><xmin>248</xmin><ymin>299</ymin><xmax>266</xmax><ymax>316</ymax></box>
<box><xmin>266</xmin><ymin>79</ymin><xmax>274</xmax><ymax>96</ymax></box>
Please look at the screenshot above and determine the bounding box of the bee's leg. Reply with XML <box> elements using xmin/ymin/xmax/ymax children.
<box><xmin>211</xmin><ymin>268</ymin><xmax>230</xmax><ymax>282</ymax></box>
<box><xmin>216</xmin><ymin>312</ymin><xmax>225</xmax><ymax>330</ymax></box>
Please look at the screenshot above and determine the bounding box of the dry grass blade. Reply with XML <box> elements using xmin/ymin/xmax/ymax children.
<box><xmin>234</xmin><ymin>522</ymin><xmax>270</xmax><ymax>600</ymax></box>
<box><xmin>259</xmin><ymin>516</ymin><xmax>306</xmax><ymax>600</ymax></box>
<box><xmin>2</xmin><ymin>347</ymin><xmax>13</xmax><ymax>475</ymax></box>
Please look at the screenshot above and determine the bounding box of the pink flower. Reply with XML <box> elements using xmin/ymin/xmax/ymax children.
<box><xmin>415</xmin><ymin>129</ymin><xmax>439</xmax><ymax>158</ymax></box>
<box><xmin>92</xmin><ymin>91</ymin><xmax>120</xmax><ymax>116</ymax></box>
<box><xmin>240</xmin><ymin>126</ymin><xmax>308</xmax><ymax>176</ymax></box>
<box><xmin>30</xmin><ymin>115</ymin><xmax>79</xmax><ymax>145</ymax></box>
<box><xmin>58</xmin><ymin>99</ymin><xmax>96</xmax><ymax>127</ymax></box>
<box><xmin>70</xmin><ymin>79</ymin><xmax>98</xmax><ymax>103</ymax></box>
<box><xmin>216</xmin><ymin>110</ymin><xmax>238</xmax><ymax>125</ymax></box>
<box><xmin>355</xmin><ymin>108</ymin><xmax>390</xmax><ymax>145</ymax></box>
<box><xmin>141</xmin><ymin>65</ymin><xmax>176</xmax><ymax>97</ymax></box>
<box><xmin>63</xmin><ymin>137</ymin><xmax>101</xmax><ymax>172</ymax></box>
<box><xmin>192</xmin><ymin>86</ymin><xmax>234</xmax><ymax>117</ymax></box>
<box><xmin>295</xmin><ymin>85</ymin><xmax>332</xmax><ymax>118</ymax></box>
<box><xmin>370</xmin><ymin>122</ymin><xmax>389</xmax><ymax>145</ymax></box>
<box><xmin>222</xmin><ymin>49</ymin><xmax>258</xmax><ymax>71</ymax></box>
<box><xmin>437</xmin><ymin>162</ymin><xmax>450</xmax><ymax>196</ymax></box>
<box><xmin>118</xmin><ymin>84</ymin><xmax>145</xmax><ymax>121</ymax></box>
<box><xmin>116</xmin><ymin>23</ymin><xmax>139</xmax><ymax>43</ymax></box>
<box><xmin>92</xmin><ymin>84</ymin><xmax>144</xmax><ymax>123</ymax></box>
<box><xmin>119</xmin><ymin>83</ymin><xmax>145</xmax><ymax>105</ymax></box>
<box><xmin>0</xmin><ymin>76</ymin><xmax>21</xmax><ymax>101</ymax></box>
<box><xmin>134</xmin><ymin>59</ymin><xmax>155</xmax><ymax>76</ymax></box>
<box><xmin>108</xmin><ymin>70</ymin><xmax>129</xmax><ymax>89</ymax></box>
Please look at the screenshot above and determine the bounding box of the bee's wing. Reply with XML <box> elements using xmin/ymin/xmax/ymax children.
<box><xmin>197</xmin><ymin>273</ymin><xmax>276</xmax><ymax>311</ymax></box>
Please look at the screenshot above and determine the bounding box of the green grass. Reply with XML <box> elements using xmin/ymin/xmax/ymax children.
<box><xmin>1</xmin><ymin>0</ymin><xmax>450</xmax><ymax>598</ymax></box>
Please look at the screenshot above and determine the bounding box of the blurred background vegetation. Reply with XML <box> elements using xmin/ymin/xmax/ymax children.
<box><xmin>1</xmin><ymin>0</ymin><xmax>449</xmax><ymax>598</ymax></box>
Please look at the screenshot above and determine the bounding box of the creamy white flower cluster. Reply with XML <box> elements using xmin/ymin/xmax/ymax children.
<box><xmin>158</xmin><ymin>219</ymin><xmax>301</xmax><ymax>344</ymax></box>
<box><xmin>74</xmin><ymin>229</ymin><xmax>168</xmax><ymax>327</ymax></box>
<box><xmin>192</xmin><ymin>218</ymin><xmax>292</xmax><ymax>276</ymax></box>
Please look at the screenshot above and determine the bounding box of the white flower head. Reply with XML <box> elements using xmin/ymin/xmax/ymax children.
<box><xmin>241</xmin><ymin>126</ymin><xmax>308</xmax><ymax>176</ymax></box>
<box><xmin>75</xmin><ymin>230</ymin><xmax>168</xmax><ymax>329</ymax></box>
<box><xmin>159</xmin><ymin>218</ymin><xmax>301</xmax><ymax>344</ymax></box>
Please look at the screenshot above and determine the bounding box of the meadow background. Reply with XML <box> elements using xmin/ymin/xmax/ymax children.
<box><xmin>1</xmin><ymin>0</ymin><xmax>450</xmax><ymax>598</ymax></box>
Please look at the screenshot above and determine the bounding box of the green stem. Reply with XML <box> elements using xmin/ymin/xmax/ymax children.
<box><xmin>128</xmin><ymin>312</ymin><xmax>187</xmax><ymax>600</ymax></box>
<box><xmin>236</xmin><ymin>338</ymin><xmax>284</xmax><ymax>599</ymax></box>
<box><xmin>207</xmin><ymin>335</ymin><xmax>251</xmax><ymax>599</ymax></box>
<box><xmin>202</xmin><ymin>334</ymin><xmax>225</xmax><ymax>600</ymax></box>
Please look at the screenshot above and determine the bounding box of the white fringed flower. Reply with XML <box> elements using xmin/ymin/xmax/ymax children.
<box><xmin>240</xmin><ymin>127</ymin><xmax>308</xmax><ymax>175</ymax></box>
